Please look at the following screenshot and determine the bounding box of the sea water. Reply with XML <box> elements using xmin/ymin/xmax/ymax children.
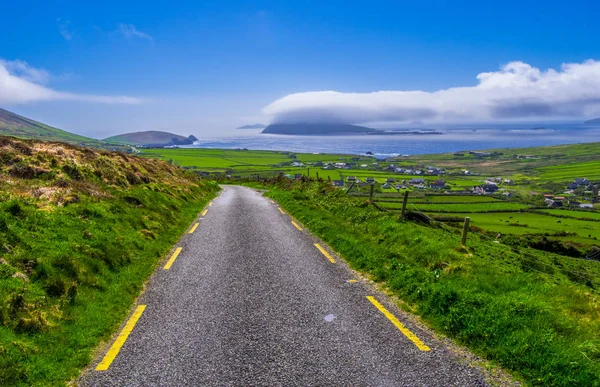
<box><xmin>187</xmin><ymin>123</ymin><xmax>600</xmax><ymax>158</ymax></box>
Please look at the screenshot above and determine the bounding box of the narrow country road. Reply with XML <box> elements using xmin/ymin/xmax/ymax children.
<box><xmin>81</xmin><ymin>185</ymin><xmax>488</xmax><ymax>386</ymax></box>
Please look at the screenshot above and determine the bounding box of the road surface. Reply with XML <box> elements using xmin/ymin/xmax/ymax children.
<box><xmin>81</xmin><ymin>185</ymin><xmax>488</xmax><ymax>386</ymax></box>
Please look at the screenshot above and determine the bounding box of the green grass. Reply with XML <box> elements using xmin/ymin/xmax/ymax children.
<box><xmin>378</xmin><ymin>201</ymin><xmax>531</xmax><ymax>213</ymax></box>
<box><xmin>412</xmin><ymin>195</ymin><xmax>502</xmax><ymax>203</ymax></box>
<box><xmin>263</xmin><ymin>180</ymin><xmax>600</xmax><ymax>386</ymax></box>
<box><xmin>0</xmin><ymin>137</ymin><xmax>219</xmax><ymax>385</ymax></box>
<box><xmin>537</xmin><ymin>161</ymin><xmax>600</xmax><ymax>182</ymax></box>
<box><xmin>537</xmin><ymin>209</ymin><xmax>600</xmax><ymax>221</ymax></box>
<box><xmin>431</xmin><ymin>212</ymin><xmax>600</xmax><ymax>243</ymax></box>
<box><xmin>140</xmin><ymin>148</ymin><xmax>373</xmax><ymax>173</ymax></box>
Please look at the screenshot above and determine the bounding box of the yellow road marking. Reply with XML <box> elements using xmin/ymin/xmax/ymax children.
<box><xmin>208</xmin><ymin>202</ymin><xmax>213</xmax><ymax>207</ymax></box>
<box><xmin>291</xmin><ymin>221</ymin><xmax>303</xmax><ymax>231</ymax></box>
<box><xmin>348</xmin><ymin>279</ymin><xmax>357</xmax><ymax>283</ymax></box>
<box><xmin>188</xmin><ymin>223</ymin><xmax>199</xmax><ymax>234</ymax></box>
<box><xmin>201</xmin><ymin>209</ymin><xmax>208</xmax><ymax>216</ymax></box>
<box><xmin>270</xmin><ymin>200</ymin><xmax>275</xmax><ymax>204</ymax></box>
<box><xmin>366</xmin><ymin>296</ymin><xmax>431</xmax><ymax>351</ymax></box>
<box><xmin>96</xmin><ymin>305</ymin><xmax>147</xmax><ymax>371</ymax></box>
<box><xmin>163</xmin><ymin>247</ymin><xmax>183</xmax><ymax>270</ymax></box>
<box><xmin>278</xmin><ymin>207</ymin><xmax>285</xmax><ymax>214</ymax></box>
<box><xmin>314</xmin><ymin>243</ymin><xmax>336</xmax><ymax>263</ymax></box>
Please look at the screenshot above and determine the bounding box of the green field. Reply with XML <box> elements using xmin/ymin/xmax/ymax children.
<box><xmin>141</xmin><ymin>148</ymin><xmax>371</xmax><ymax>172</ymax></box>
<box><xmin>537</xmin><ymin>209</ymin><xmax>600</xmax><ymax>220</ymax></box>
<box><xmin>432</xmin><ymin>212</ymin><xmax>600</xmax><ymax>242</ymax></box>
<box><xmin>537</xmin><ymin>160</ymin><xmax>600</xmax><ymax>181</ymax></box>
<box><xmin>378</xmin><ymin>201</ymin><xmax>531</xmax><ymax>213</ymax></box>
<box><xmin>141</xmin><ymin>144</ymin><xmax>599</xmax><ymax>251</ymax></box>
<box><xmin>413</xmin><ymin>195</ymin><xmax>503</xmax><ymax>203</ymax></box>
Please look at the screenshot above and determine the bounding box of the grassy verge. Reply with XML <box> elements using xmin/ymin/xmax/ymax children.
<box><xmin>262</xmin><ymin>179</ymin><xmax>600</xmax><ymax>386</ymax></box>
<box><xmin>0</xmin><ymin>137</ymin><xmax>219</xmax><ymax>385</ymax></box>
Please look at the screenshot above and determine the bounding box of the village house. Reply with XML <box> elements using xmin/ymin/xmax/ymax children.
<box><xmin>474</xmin><ymin>183</ymin><xmax>498</xmax><ymax>194</ymax></box>
<box><xmin>409</xmin><ymin>178</ymin><xmax>425</xmax><ymax>185</ymax></box>
<box><xmin>382</xmin><ymin>183</ymin><xmax>391</xmax><ymax>189</ymax></box>
<box><xmin>546</xmin><ymin>199</ymin><xmax>563</xmax><ymax>208</ymax></box>
<box><xmin>386</xmin><ymin>178</ymin><xmax>395</xmax><ymax>183</ymax></box>
<box><xmin>366</xmin><ymin>177</ymin><xmax>375</xmax><ymax>183</ymax></box>
<box><xmin>431</xmin><ymin>179</ymin><xmax>446</xmax><ymax>189</ymax></box>
<box><xmin>331</xmin><ymin>180</ymin><xmax>344</xmax><ymax>187</ymax></box>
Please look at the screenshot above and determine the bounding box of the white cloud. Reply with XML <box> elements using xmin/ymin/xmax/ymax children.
<box><xmin>117</xmin><ymin>23</ymin><xmax>153</xmax><ymax>41</ymax></box>
<box><xmin>0</xmin><ymin>59</ymin><xmax>142</xmax><ymax>105</ymax></box>
<box><xmin>263</xmin><ymin>60</ymin><xmax>600</xmax><ymax>124</ymax></box>
<box><xmin>0</xmin><ymin>59</ymin><xmax>51</xmax><ymax>84</ymax></box>
<box><xmin>57</xmin><ymin>18</ymin><xmax>73</xmax><ymax>41</ymax></box>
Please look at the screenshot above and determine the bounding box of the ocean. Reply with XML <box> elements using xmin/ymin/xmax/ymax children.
<box><xmin>188</xmin><ymin>122</ymin><xmax>600</xmax><ymax>158</ymax></box>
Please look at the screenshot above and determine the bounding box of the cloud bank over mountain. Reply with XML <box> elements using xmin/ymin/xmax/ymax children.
<box><xmin>0</xmin><ymin>59</ymin><xmax>142</xmax><ymax>105</ymax></box>
<box><xmin>263</xmin><ymin>60</ymin><xmax>600</xmax><ymax>124</ymax></box>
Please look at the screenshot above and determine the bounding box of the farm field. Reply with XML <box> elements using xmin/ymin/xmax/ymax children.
<box><xmin>140</xmin><ymin>148</ymin><xmax>371</xmax><ymax>172</ymax></box>
<box><xmin>537</xmin><ymin>160</ymin><xmax>600</xmax><ymax>181</ymax></box>
<box><xmin>142</xmin><ymin>144</ymin><xmax>599</xmax><ymax>251</ymax></box>
<box><xmin>538</xmin><ymin>209</ymin><xmax>600</xmax><ymax>220</ymax></box>
<box><xmin>412</xmin><ymin>195</ymin><xmax>503</xmax><ymax>203</ymax></box>
<box><xmin>431</xmin><ymin>212</ymin><xmax>600</xmax><ymax>244</ymax></box>
<box><xmin>378</xmin><ymin>201</ymin><xmax>531</xmax><ymax>213</ymax></box>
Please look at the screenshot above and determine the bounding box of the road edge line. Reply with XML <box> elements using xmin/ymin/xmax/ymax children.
<box><xmin>366</xmin><ymin>296</ymin><xmax>431</xmax><ymax>351</ymax></box>
<box><xmin>95</xmin><ymin>305</ymin><xmax>147</xmax><ymax>371</ymax></box>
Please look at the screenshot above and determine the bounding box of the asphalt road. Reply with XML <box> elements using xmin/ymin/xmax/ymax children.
<box><xmin>81</xmin><ymin>185</ymin><xmax>488</xmax><ymax>386</ymax></box>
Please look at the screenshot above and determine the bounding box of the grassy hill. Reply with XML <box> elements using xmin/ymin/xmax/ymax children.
<box><xmin>104</xmin><ymin>130</ymin><xmax>198</xmax><ymax>147</ymax></box>
<box><xmin>0</xmin><ymin>108</ymin><xmax>108</xmax><ymax>148</ymax></box>
<box><xmin>0</xmin><ymin>136</ymin><xmax>218</xmax><ymax>385</ymax></box>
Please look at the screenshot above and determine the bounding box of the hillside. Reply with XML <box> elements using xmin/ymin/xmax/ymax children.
<box><xmin>584</xmin><ymin>117</ymin><xmax>600</xmax><ymax>124</ymax></box>
<box><xmin>104</xmin><ymin>130</ymin><xmax>198</xmax><ymax>147</ymax></box>
<box><xmin>0</xmin><ymin>136</ymin><xmax>218</xmax><ymax>385</ymax></box>
<box><xmin>0</xmin><ymin>108</ymin><xmax>107</xmax><ymax>147</ymax></box>
<box><xmin>261</xmin><ymin>123</ymin><xmax>379</xmax><ymax>135</ymax></box>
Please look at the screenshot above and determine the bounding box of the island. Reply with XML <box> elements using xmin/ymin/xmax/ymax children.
<box><xmin>104</xmin><ymin>131</ymin><xmax>198</xmax><ymax>147</ymax></box>
<box><xmin>237</xmin><ymin>124</ymin><xmax>266</xmax><ymax>129</ymax></box>
<box><xmin>261</xmin><ymin>123</ymin><xmax>378</xmax><ymax>135</ymax></box>
<box><xmin>584</xmin><ymin>117</ymin><xmax>600</xmax><ymax>124</ymax></box>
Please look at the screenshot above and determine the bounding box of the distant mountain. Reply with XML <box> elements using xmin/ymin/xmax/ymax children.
<box><xmin>584</xmin><ymin>117</ymin><xmax>600</xmax><ymax>124</ymax></box>
<box><xmin>104</xmin><ymin>131</ymin><xmax>198</xmax><ymax>147</ymax></box>
<box><xmin>0</xmin><ymin>107</ymin><xmax>106</xmax><ymax>147</ymax></box>
<box><xmin>262</xmin><ymin>123</ymin><xmax>379</xmax><ymax>135</ymax></box>
<box><xmin>237</xmin><ymin>123</ymin><xmax>266</xmax><ymax>129</ymax></box>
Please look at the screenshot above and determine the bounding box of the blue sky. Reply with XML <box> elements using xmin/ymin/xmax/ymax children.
<box><xmin>1</xmin><ymin>1</ymin><xmax>599</xmax><ymax>138</ymax></box>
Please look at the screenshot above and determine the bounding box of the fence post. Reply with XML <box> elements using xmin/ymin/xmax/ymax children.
<box><xmin>461</xmin><ymin>217</ymin><xmax>470</xmax><ymax>246</ymax></box>
<box><xmin>401</xmin><ymin>190</ymin><xmax>409</xmax><ymax>218</ymax></box>
<box><xmin>369</xmin><ymin>183</ymin><xmax>374</xmax><ymax>203</ymax></box>
<box><xmin>307</xmin><ymin>168</ymin><xmax>310</xmax><ymax>177</ymax></box>
<box><xmin>328</xmin><ymin>175</ymin><xmax>331</xmax><ymax>182</ymax></box>
<box><xmin>346</xmin><ymin>182</ymin><xmax>355</xmax><ymax>194</ymax></box>
<box><xmin>316</xmin><ymin>171</ymin><xmax>319</xmax><ymax>180</ymax></box>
